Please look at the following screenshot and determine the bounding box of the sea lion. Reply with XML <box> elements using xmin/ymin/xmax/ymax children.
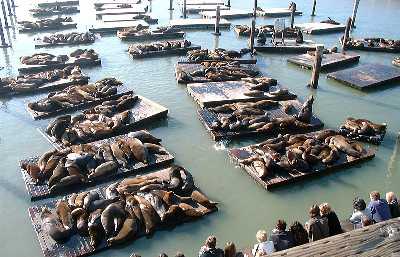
<box><xmin>74</xmin><ymin>191</ymin><xmax>89</xmax><ymax>208</ymax></box>
<box><xmin>88</xmin><ymin>208</ymin><xmax>105</xmax><ymax>247</ymax></box>
<box><xmin>110</xmin><ymin>142</ymin><xmax>129</xmax><ymax>167</ymax></box>
<box><xmin>38</xmin><ymin>149</ymin><xmax>57</xmax><ymax>171</ymax></box>
<box><xmin>138</xmin><ymin>192</ymin><xmax>167</xmax><ymax>221</ymax></box>
<box><xmin>83</xmin><ymin>191</ymin><xmax>100</xmax><ymax>210</ymax></box>
<box><xmin>21</xmin><ymin>162</ymin><xmax>42</xmax><ymax>182</ymax></box>
<box><xmin>100</xmin><ymin>144</ymin><xmax>115</xmax><ymax>162</ymax></box>
<box><xmin>41</xmin><ymin>208</ymin><xmax>70</xmax><ymax>242</ymax></box>
<box><xmin>326</xmin><ymin>135</ymin><xmax>361</xmax><ymax>157</ymax></box>
<box><xmin>68</xmin><ymin>193</ymin><xmax>78</xmax><ymax>207</ymax></box>
<box><xmin>314</xmin><ymin>129</ymin><xmax>337</xmax><ymax>141</ymax></box>
<box><xmin>191</xmin><ymin>190</ymin><xmax>218</xmax><ymax>210</ymax></box>
<box><xmin>43</xmin><ymin>154</ymin><xmax>63</xmax><ymax>178</ymax></box>
<box><xmin>128</xmin><ymin>130</ymin><xmax>161</xmax><ymax>144</ymax></box>
<box><xmin>88</xmin><ymin>161</ymin><xmax>118</xmax><ymax>179</ymax></box>
<box><xmin>126</xmin><ymin>138</ymin><xmax>149</xmax><ymax>163</ymax></box>
<box><xmin>144</xmin><ymin>143</ymin><xmax>168</xmax><ymax>155</ymax></box>
<box><xmin>134</xmin><ymin>195</ymin><xmax>160</xmax><ymax>234</ymax></box>
<box><xmin>322</xmin><ymin>146</ymin><xmax>340</xmax><ymax>164</ymax></box>
<box><xmin>162</xmin><ymin>204</ymin><xmax>185</xmax><ymax>225</ymax></box>
<box><xmin>50</xmin><ymin>174</ymin><xmax>84</xmax><ymax>193</ymax></box>
<box><xmin>107</xmin><ymin>217</ymin><xmax>139</xmax><ymax>246</ymax></box>
<box><xmin>296</xmin><ymin>95</ymin><xmax>314</xmax><ymax>123</ymax></box>
<box><xmin>71</xmin><ymin>208</ymin><xmax>88</xmax><ymax>236</ymax></box>
<box><xmin>87</xmin><ymin>198</ymin><xmax>118</xmax><ymax>213</ymax></box>
<box><xmin>48</xmin><ymin>157</ymin><xmax>67</xmax><ymax>187</ymax></box>
<box><xmin>105</xmin><ymin>181</ymin><xmax>120</xmax><ymax>199</ymax></box>
<box><xmin>125</xmin><ymin>195</ymin><xmax>144</xmax><ymax>228</ymax></box>
<box><xmin>101</xmin><ymin>203</ymin><xmax>126</xmax><ymax>237</ymax></box>
<box><xmin>56</xmin><ymin>200</ymin><xmax>73</xmax><ymax>230</ymax></box>
<box><xmin>178</xmin><ymin>203</ymin><xmax>208</xmax><ymax>217</ymax></box>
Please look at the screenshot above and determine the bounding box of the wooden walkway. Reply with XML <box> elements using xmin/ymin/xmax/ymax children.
<box><xmin>287</xmin><ymin>52</ymin><xmax>360</xmax><ymax>71</ymax></box>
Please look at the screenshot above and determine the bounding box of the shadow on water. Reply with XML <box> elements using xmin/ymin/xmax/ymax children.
<box><xmin>0</xmin><ymin>176</ymin><xmax>28</xmax><ymax>200</ymax></box>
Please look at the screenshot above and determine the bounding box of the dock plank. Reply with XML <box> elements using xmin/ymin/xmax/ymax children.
<box><xmin>200</xmin><ymin>9</ymin><xmax>252</xmax><ymax>19</ymax></box>
<box><xmin>19</xmin><ymin>22</ymin><xmax>77</xmax><ymax>33</ymax></box>
<box><xmin>96</xmin><ymin>6</ymin><xmax>147</xmax><ymax>16</ymax></box>
<box><xmin>129</xmin><ymin>45</ymin><xmax>201</xmax><ymax>59</ymax></box>
<box><xmin>37</xmin><ymin>0</ymin><xmax>79</xmax><ymax>8</ymax></box>
<box><xmin>89</xmin><ymin>20</ymin><xmax>149</xmax><ymax>33</ymax></box>
<box><xmin>296</xmin><ymin>22</ymin><xmax>346</xmax><ymax>34</ymax></box>
<box><xmin>327</xmin><ymin>63</ymin><xmax>400</xmax><ymax>90</ymax></box>
<box><xmin>94</xmin><ymin>0</ymin><xmax>141</xmax><ymax>7</ymax></box>
<box><xmin>169</xmin><ymin>18</ymin><xmax>231</xmax><ymax>30</ymax></box>
<box><xmin>18</xmin><ymin>59</ymin><xmax>101</xmax><ymax>74</ymax></box>
<box><xmin>257</xmin><ymin>8</ymin><xmax>302</xmax><ymax>17</ymax></box>
<box><xmin>186</xmin><ymin>4</ymin><xmax>230</xmax><ymax>13</ymax></box>
<box><xmin>255</xmin><ymin>40</ymin><xmax>316</xmax><ymax>53</ymax></box>
<box><xmin>287</xmin><ymin>52</ymin><xmax>360</xmax><ymax>71</ymax></box>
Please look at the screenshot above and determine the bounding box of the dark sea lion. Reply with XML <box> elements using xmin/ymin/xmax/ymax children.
<box><xmin>162</xmin><ymin>204</ymin><xmax>185</xmax><ymax>225</ymax></box>
<box><xmin>71</xmin><ymin>208</ymin><xmax>88</xmax><ymax>236</ymax></box>
<box><xmin>41</xmin><ymin>208</ymin><xmax>70</xmax><ymax>242</ymax></box>
<box><xmin>134</xmin><ymin>195</ymin><xmax>160</xmax><ymax>234</ymax></box>
<box><xmin>101</xmin><ymin>144</ymin><xmax>116</xmax><ymax>162</ymax></box>
<box><xmin>191</xmin><ymin>190</ymin><xmax>218</xmax><ymax>210</ymax></box>
<box><xmin>126</xmin><ymin>138</ymin><xmax>149</xmax><ymax>163</ymax></box>
<box><xmin>101</xmin><ymin>203</ymin><xmax>126</xmax><ymax>237</ymax></box>
<box><xmin>48</xmin><ymin>157</ymin><xmax>67</xmax><ymax>187</ymax></box>
<box><xmin>56</xmin><ymin>200</ymin><xmax>73</xmax><ymax>230</ymax></box>
<box><xmin>107</xmin><ymin>217</ymin><xmax>139</xmax><ymax>246</ymax></box>
<box><xmin>110</xmin><ymin>142</ymin><xmax>129</xmax><ymax>167</ymax></box>
<box><xmin>38</xmin><ymin>149</ymin><xmax>57</xmax><ymax>171</ymax></box>
<box><xmin>296</xmin><ymin>95</ymin><xmax>314</xmax><ymax>123</ymax></box>
<box><xmin>50</xmin><ymin>174</ymin><xmax>84</xmax><ymax>193</ymax></box>
<box><xmin>88</xmin><ymin>198</ymin><xmax>118</xmax><ymax>213</ymax></box>
<box><xmin>144</xmin><ymin>143</ymin><xmax>168</xmax><ymax>155</ymax></box>
<box><xmin>88</xmin><ymin>161</ymin><xmax>118</xmax><ymax>179</ymax></box>
<box><xmin>128</xmin><ymin>130</ymin><xmax>162</xmax><ymax>144</ymax></box>
<box><xmin>322</xmin><ymin>146</ymin><xmax>340</xmax><ymax>164</ymax></box>
<box><xmin>45</xmin><ymin>115</ymin><xmax>71</xmax><ymax>134</ymax></box>
<box><xmin>117</xmin><ymin>140</ymin><xmax>133</xmax><ymax>160</ymax></box>
<box><xmin>88</xmin><ymin>208</ymin><xmax>105</xmax><ymax>247</ymax></box>
<box><xmin>314</xmin><ymin>129</ymin><xmax>337</xmax><ymax>141</ymax></box>
<box><xmin>83</xmin><ymin>191</ymin><xmax>100</xmax><ymax>210</ymax></box>
<box><xmin>51</xmin><ymin>118</ymin><xmax>71</xmax><ymax>140</ymax></box>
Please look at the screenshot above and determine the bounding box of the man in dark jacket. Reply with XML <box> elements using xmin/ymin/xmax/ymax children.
<box><xmin>368</xmin><ymin>191</ymin><xmax>391</xmax><ymax>222</ymax></box>
<box><xmin>269</xmin><ymin>219</ymin><xmax>295</xmax><ymax>251</ymax></box>
<box><xmin>198</xmin><ymin>235</ymin><xmax>224</xmax><ymax>257</ymax></box>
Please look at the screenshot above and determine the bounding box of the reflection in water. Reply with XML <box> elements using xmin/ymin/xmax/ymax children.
<box><xmin>387</xmin><ymin>133</ymin><xmax>400</xmax><ymax>178</ymax></box>
<box><xmin>213</xmin><ymin>34</ymin><xmax>220</xmax><ymax>49</ymax></box>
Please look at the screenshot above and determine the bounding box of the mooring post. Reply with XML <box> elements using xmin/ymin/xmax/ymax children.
<box><xmin>213</xmin><ymin>5</ymin><xmax>221</xmax><ymax>35</ymax></box>
<box><xmin>227</xmin><ymin>0</ymin><xmax>231</xmax><ymax>7</ymax></box>
<box><xmin>183</xmin><ymin>0</ymin><xmax>187</xmax><ymax>19</ymax></box>
<box><xmin>168</xmin><ymin>0</ymin><xmax>173</xmax><ymax>10</ymax></box>
<box><xmin>253</xmin><ymin>0</ymin><xmax>257</xmax><ymax>18</ymax></box>
<box><xmin>311</xmin><ymin>0</ymin><xmax>317</xmax><ymax>16</ymax></box>
<box><xmin>1</xmin><ymin>0</ymin><xmax>9</xmax><ymax>28</ymax></box>
<box><xmin>350</xmin><ymin>0</ymin><xmax>360</xmax><ymax>28</ymax></box>
<box><xmin>250</xmin><ymin>19</ymin><xmax>256</xmax><ymax>56</ymax></box>
<box><xmin>290</xmin><ymin>2</ymin><xmax>296</xmax><ymax>29</ymax></box>
<box><xmin>341</xmin><ymin>17</ymin><xmax>352</xmax><ymax>52</ymax></box>
<box><xmin>4</xmin><ymin>0</ymin><xmax>11</xmax><ymax>16</ymax></box>
<box><xmin>0</xmin><ymin>16</ymin><xmax>7</xmax><ymax>46</ymax></box>
<box><xmin>308</xmin><ymin>45</ymin><xmax>324</xmax><ymax>89</ymax></box>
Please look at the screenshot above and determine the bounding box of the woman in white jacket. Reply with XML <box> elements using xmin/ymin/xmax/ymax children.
<box><xmin>252</xmin><ymin>230</ymin><xmax>275</xmax><ymax>256</ymax></box>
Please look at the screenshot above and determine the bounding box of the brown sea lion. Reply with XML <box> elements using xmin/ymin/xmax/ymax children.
<box><xmin>128</xmin><ymin>130</ymin><xmax>162</xmax><ymax>144</ymax></box>
<box><xmin>48</xmin><ymin>157</ymin><xmax>67</xmax><ymax>187</ymax></box>
<box><xmin>56</xmin><ymin>200</ymin><xmax>73</xmax><ymax>230</ymax></box>
<box><xmin>41</xmin><ymin>208</ymin><xmax>70</xmax><ymax>242</ymax></box>
<box><xmin>88</xmin><ymin>161</ymin><xmax>118</xmax><ymax>179</ymax></box>
<box><xmin>125</xmin><ymin>195</ymin><xmax>144</xmax><ymax>228</ymax></box>
<box><xmin>74</xmin><ymin>191</ymin><xmax>88</xmax><ymax>208</ymax></box>
<box><xmin>126</xmin><ymin>138</ymin><xmax>149</xmax><ymax>163</ymax></box>
<box><xmin>71</xmin><ymin>208</ymin><xmax>88</xmax><ymax>236</ymax></box>
<box><xmin>178</xmin><ymin>203</ymin><xmax>209</xmax><ymax>217</ymax></box>
<box><xmin>326</xmin><ymin>135</ymin><xmax>361</xmax><ymax>157</ymax></box>
<box><xmin>43</xmin><ymin>154</ymin><xmax>63</xmax><ymax>178</ymax></box>
<box><xmin>110</xmin><ymin>142</ymin><xmax>129</xmax><ymax>167</ymax></box>
<box><xmin>107</xmin><ymin>217</ymin><xmax>139</xmax><ymax>246</ymax></box>
<box><xmin>83</xmin><ymin>191</ymin><xmax>100</xmax><ymax>210</ymax></box>
<box><xmin>134</xmin><ymin>195</ymin><xmax>160</xmax><ymax>234</ymax></box>
<box><xmin>21</xmin><ymin>162</ymin><xmax>41</xmax><ymax>182</ymax></box>
<box><xmin>38</xmin><ymin>149</ymin><xmax>57</xmax><ymax>171</ymax></box>
<box><xmin>191</xmin><ymin>190</ymin><xmax>218</xmax><ymax>210</ymax></box>
<box><xmin>88</xmin><ymin>208</ymin><xmax>104</xmax><ymax>247</ymax></box>
<box><xmin>144</xmin><ymin>143</ymin><xmax>168</xmax><ymax>155</ymax></box>
<box><xmin>322</xmin><ymin>146</ymin><xmax>340</xmax><ymax>164</ymax></box>
<box><xmin>50</xmin><ymin>174</ymin><xmax>84</xmax><ymax>193</ymax></box>
<box><xmin>138</xmin><ymin>192</ymin><xmax>167</xmax><ymax>221</ymax></box>
<box><xmin>296</xmin><ymin>95</ymin><xmax>314</xmax><ymax>123</ymax></box>
<box><xmin>101</xmin><ymin>202</ymin><xmax>126</xmax><ymax>237</ymax></box>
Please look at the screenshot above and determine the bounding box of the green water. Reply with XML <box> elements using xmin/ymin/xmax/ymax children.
<box><xmin>1</xmin><ymin>0</ymin><xmax>400</xmax><ymax>256</ymax></box>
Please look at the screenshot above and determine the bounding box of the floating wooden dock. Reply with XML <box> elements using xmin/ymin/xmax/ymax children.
<box><xmin>18</xmin><ymin>59</ymin><xmax>101</xmax><ymax>74</ymax></box>
<box><xmin>186</xmin><ymin>4</ymin><xmax>230</xmax><ymax>13</ymax></box>
<box><xmin>37</xmin><ymin>0</ymin><xmax>79</xmax><ymax>8</ymax></box>
<box><xmin>0</xmin><ymin>76</ymin><xmax>89</xmax><ymax>98</ymax></box>
<box><xmin>28</xmin><ymin>168</ymin><xmax>216</xmax><ymax>257</ymax></box>
<box><xmin>34</xmin><ymin>39</ymin><xmax>95</xmax><ymax>49</ymax></box>
<box><xmin>96</xmin><ymin>6</ymin><xmax>147</xmax><ymax>16</ymax></box>
<box><xmin>254</xmin><ymin>40</ymin><xmax>316</xmax><ymax>54</ymax></box>
<box><xmin>187</xmin><ymin>80</ymin><xmax>297</xmax><ymax>108</ymax></box>
<box><xmin>31</xmin><ymin>8</ymin><xmax>80</xmax><ymax>17</ymax></box>
<box><xmin>228</xmin><ymin>132</ymin><xmax>375</xmax><ymax>190</ymax></box>
<box><xmin>89</xmin><ymin>20</ymin><xmax>149</xmax><ymax>33</ymax></box>
<box><xmin>94</xmin><ymin>0</ymin><xmax>141</xmax><ymax>7</ymax></box>
<box><xmin>257</xmin><ymin>8</ymin><xmax>302</xmax><ymax>17</ymax></box>
<box><xmin>118</xmin><ymin>31</ymin><xmax>185</xmax><ymax>41</ymax></box>
<box><xmin>169</xmin><ymin>18</ymin><xmax>231</xmax><ymax>30</ymax></box>
<box><xmin>393</xmin><ymin>57</ymin><xmax>400</xmax><ymax>67</ymax></box>
<box><xmin>296</xmin><ymin>22</ymin><xmax>346</xmax><ymax>34</ymax></box>
<box><xmin>27</xmin><ymin>89</ymin><xmax>130</xmax><ymax>120</ymax></box>
<box><xmin>341</xmin><ymin>38</ymin><xmax>400</xmax><ymax>53</ymax></box>
<box><xmin>183</xmin><ymin>0</ymin><xmax>225</xmax><ymax>5</ymax></box>
<box><xmin>101</xmin><ymin>14</ymin><xmax>157</xmax><ymax>24</ymax></box>
<box><xmin>41</xmin><ymin>95</ymin><xmax>168</xmax><ymax>149</ymax></box>
<box><xmin>198</xmin><ymin>99</ymin><xmax>322</xmax><ymax>141</ymax></box>
<box><xmin>327</xmin><ymin>63</ymin><xmax>400</xmax><ymax>90</ymax></box>
<box><xmin>18</xmin><ymin>23</ymin><xmax>77</xmax><ymax>33</ymax></box>
<box><xmin>287</xmin><ymin>52</ymin><xmax>360</xmax><ymax>71</ymax></box>
<box><xmin>129</xmin><ymin>45</ymin><xmax>201</xmax><ymax>59</ymax></box>
<box><xmin>178</xmin><ymin>58</ymin><xmax>257</xmax><ymax>64</ymax></box>
<box><xmin>200</xmin><ymin>9</ymin><xmax>252</xmax><ymax>19</ymax></box>
<box><xmin>175</xmin><ymin>63</ymin><xmax>259</xmax><ymax>84</ymax></box>
<box><xmin>21</xmin><ymin>134</ymin><xmax>174</xmax><ymax>200</ymax></box>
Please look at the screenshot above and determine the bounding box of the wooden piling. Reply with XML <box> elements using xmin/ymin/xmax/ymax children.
<box><xmin>341</xmin><ymin>17</ymin><xmax>352</xmax><ymax>52</ymax></box>
<box><xmin>253</xmin><ymin>0</ymin><xmax>257</xmax><ymax>18</ymax></box>
<box><xmin>308</xmin><ymin>45</ymin><xmax>324</xmax><ymax>88</ymax></box>
<box><xmin>290</xmin><ymin>2</ymin><xmax>296</xmax><ymax>28</ymax></box>
<box><xmin>350</xmin><ymin>0</ymin><xmax>360</xmax><ymax>28</ymax></box>
<box><xmin>4</xmin><ymin>0</ymin><xmax>11</xmax><ymax>16</ymax></box>
<box><xmin>311</xmin><ymin>0</ymin><xmax>316</xmax><ymax>16</ymax></box>
<box><xmin>1</xmin><ymin>0</ymin><xmax>9</xmax><ymax>28</ymax></box>
<box><xmin>168</xmin><ymin>0</ymin><xmax>173</xmax><ymax>10</ymax></box>
<box><xmin>227</xmin><ymin>0</ymin><xmax>231</xmax><ymax>7</ymax></box>
<box><xmin>183</xmin><ymin>0</ymin><xmax>187</xmax><ymax>19</ymax></box>
<box><xmin>213</xmin><ymin>5</ymin><xmax>221</xmax><ymax>35</ymax></box>
<box><xmin>249</xmin><ymin>19</ymin><xmax>255</xmax><ymax>55</ymax></box>
<box><xmin>0</xmin><ymin>16</ymin><xmax>7</xmax><ymax>46</ymax></box>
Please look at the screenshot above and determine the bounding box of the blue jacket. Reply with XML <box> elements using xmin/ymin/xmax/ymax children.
<box><xmin>368</xmin><ymin>199</ymin><xmax>392</xmax><ymax>222</ymax></box>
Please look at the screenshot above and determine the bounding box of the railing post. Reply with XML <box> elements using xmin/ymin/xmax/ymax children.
<box><xmin>227</xmin><ymin>0</ymin><xmax>231</xmax><ymax>7</ymax></box>
<box><xmin>311</xmin><ymin>0</ymin><xmax>316</xmax><ymax>16</ymax></box>
<box><xmin>253</xmin><ymin>0</ymin><xmax>257</xmax><ymax>18</ymax></box>
<box><xmin>1</xmin><ymin>0</ymin><xmax>9</xmax><ymax>28</ymax></box>
<box><xmin>341</xmin><ymin>17</ymin><xmax>352</xmax><ymax>52</ymax></box>
<box><xmin>213</xmin><ymin>5</ymin><xmax>221</xmax><ymax>35</ymax></box>
<box><xmin>168</xmin><ymin>0</ymin><xmax>173</xmax><ymax>10</ymax></box>
<box><xmin>290</xmin><ymin>2</ymin><xmax>296</xmax><ymax>29</ymax></box>
<box><xmin>308</xmin><ymin>45</ymin><xmax>324</xmax><ymax>89</ymax></box>
<box><xmin>183</xmin><ymin>0</ymin><xmax>187</xmax><ymax>19</ymax></box>
<box><xmin>0</xmin><ymin>16</ymin><xmax>8</xmax><ymax>46</ymax></box>
<box><xmin>250</xmin><ymin>19</ymin><xmax>255</xmax><ymax>55</ymax></box>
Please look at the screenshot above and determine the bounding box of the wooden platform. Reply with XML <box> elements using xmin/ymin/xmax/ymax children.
<box><xmin>41</xmin><ymin>95</ymin><xmax>168</xmax><ymax>149</ymax></box>
<box><xmin>187</xmin><ymin>81</ymin><xmax>297</xmax><ymax>108</ymax></box>
<box><xmin>169</xmin><ymin>18</ymin><xmax>231</xmax><ymax>30</ymax></box>
<box><xmin>183</xmin><ymin>0</ymin><xmax>225</xmax><ymax>5</ymax></box>
<box><xmin>198</xmin><ymin>99</ymin><xmax>323</xmax><ymax>141</ymax></box>
<box><xmin>296</xmin><ymin>22</ymin><xmax>346</xmax><ymax>34</ymax></box>
<box><xmin>31</xmin><ymin>8</ymin><xmax>80</xmax><ymax>17</ymax></box>
<box><xmin>186</xmin><ymin>4</ymin><xmax>230</xmax><ymax>14</ymax></box>
<box><xmin>255</xmin><ymin>40</ymin><xmax>316</xmax><ymax>53</ymax></box>
<box><xmin>178</xmin><ymin>58</ymin><xmax>257</xmax><ymax>64</ymax></box>
<box><xmin>94</xmin><ymin>0</ymin><xmax>141</xmax><ymax>7</ymax></box>
<box><xmin>200</xmin><ymin>9</ymin><xmax>252</xmax><ymax>19</ymax></box>
<box><xmin>18</xmin><ymin>59</ymin><xmax>101</xmax><ymax>74</ymax></box>
<box><xmin>341</xmin><ymin>38</ymin><xmax>400</xmax><ymax>53</ymax></box>
<box><xmin>27</xmin><ymin>89</ymin><xmax>131</xmax><ymax>120</ymax></box>
<box><xmin>287</xmin><ymin>52</ymin><xmax>360</xmax><ymax>71</ymax></box>
<box><xmin>257</xmin><ymin>8</ymin><xmax>302</xmax><ymax>17</ymax></box>
<box><xmin>118</xmin><ymin>31</ymin><xmax>185</xmax><ymax>41</ymax></box>
<box><xmin>89</xmin><ymin>20</ymin><xmax>149</xmax><ymax>34</ymax></box>
<box><xmin>37</xmin><ymin>0</ymin><xmax>79</xmax><ymax>8</ymax></box>
<box><xmin>129</xmin><ymin>45</ymin><xmax>201</xmax><ymax>59</ymax></box>
<box><xmin>28</xmin><ymin>168</ymin><xmax>216</xmax><ymax>257</ymax></box>
<box><xmin>0</xmin><ymin>76</ymin><xmax>89</xmax><ymax>98</ymax></box>
<box><xmin>21</xmin><ymin>135</ymin><xmax>174</xmax><ymax>200</ymax></box>
<box><xmin>393</xmin><ymin>57</ymin><xmax>400</xmax><ymax>67</ymax></box>
<box><xmin>228</xmin><ymin>132</ymin><xmax>375</xmax><ymax>190</ymax></box>
<box><xmin>96</xmin><ymin>7</ymin><xmax>147</xmax><ymax>16</ymax></box>
<box><xmin>101</xmin><ymin>14</ymin><xmax>157</xmax><ymax>23</ymax></box>
<box><xmin>18</xmin><ymin>23</ymin><xmax>77</xmax><ymax>33</ymax></box>
<box><xmin>327</xmin><ymin>63</ymin><xmax>400</xmax><ymax>90</ymax></box>
<box><xmin>175</xmin><ymin>63</ymin><xmax>259</xmax><ymax>84</ymax></box>
<box><xmin>35</xmin><ymin>39</ymin><xmax>95</xmax><ymax>49</ymax></box>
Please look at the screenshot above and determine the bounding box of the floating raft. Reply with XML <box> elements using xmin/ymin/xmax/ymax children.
<box><xmin>37</xmin><ymin>0</ymin><xmax>79</xmax><ymax>8</ymax></box>
<box><xmin>118</xmin><ymin>31</ymin><xmax>185</xmax><ymax>41</ymax></box>
<box><xmin>228</xmin><ymin>132</ymin><xmax>375</xmax><ymax>190</ymax></box>
<box><xmin>327</xmin><ymin>63</ymin><xmax>400</xmax><ymax>90</ymax></box>
<box><xmin>94</xmin><ymin>0</ymin><xmax>141</xmax><ymax>7</ymax></box>
<box><xmin>287</xmin><ymin>52</ymin><xmax>360</xmax><ymax>71</ymax></box>
<box><xmin>296</xmin><ymin>22</ymin><xmax>346</xmax><ymax>34</ymax></box>
<box><xmin>197</xmin><ymin>99</ymin><xmax>322</xmax><ymax>141</ymax></box>
<box><xmin>96</xmin><ymin>6</ymin><xmax>147</xmax><ymax>16</ymax></box>
<box><xmin>95</xmin><ymin>3</ymin><xmax>144</xmax><ymax>10</ymax></box>
<box><xmin>183</xmin><ymin>0</ymin><xmax>225</xmax><ymax>5</ymax></box>
<box><xmin>255</xmin><ymin>40</ymin><xmax>316</xmax><ymax>54</ymax></box>
<box><xmin>27</xmin><ymin>89</ymin><xmax>131</xmax><ymax>120</ymax></box>
<box><xmin>186</xmin><ymin>4</ymin><xmax>230</xmax><ymax>14</ymax></box>
<box><xmin>89</xmin><ymin>20</ymin><xmax>149</xmax><ymax>33</ymax></box>
<box><xmin>28</xmin><ymin>168</ymin><xmax>216</xmax><ymax>257</ymax></box>
<box><xmin>257</xmin><ymin>8</ymin><xmax>302</xmax><ymax>17</ymax></box>
<box><xmin>393</xmin><ymin>57</ymin><xmax>400</xmax><ymax>67</ymax></box>
<box><xmin>0</xmin><ymin>76</ymin><xmax>89</xmax><ymax>98</ymax></box>
<box><xmin>175</xmin><ymin>63</ymin><xmax>258</xmax><ymax>84</ymax></box>
<box><xmin>21</xmin><ymin>135</ymin><xmax>174</xmax><ymax>200</ymax></box>
<box><xmin>35</xmin><ymin>39</ymin><xmax>95</xmax><ymax>49</ymax></box>
<box><xmin>31</xmin><ymin>8</ymin><xmax>80</xmax><ymax>17</ymax></box>
<box><xmin>129</xmin><ymin>45</ymin><xmax>201</xmax><ymax>59</ymax></box>
<box><xmin>101</xmin><ymin>14</ymin><xmax>157</xmax><ymax>24</ymax></box>
<box><xmin>169</xmin><ymin>18</ymin><xmax>231</xmax><ymax>30</ymax></box>
<box><xmin>339</xmin><ymin>128</ymin><xmax>386</xmax><ymax>145</ymax></box>
<box><xmin>187</xmin><ymin>80</ymin><xmax>297</xmax><ymax>108</ymax></box>
<box><xmin>178</xmin><ymin>58</ymin><xmax>257</xmax><ymax>64</ymax></box>
<box><xmin>200</xmin><ymin>9</ymin><xmax>252</xmax><ymax>19</ymax></box>
<box><xmin>341</xmin><ymin>38</ymin><xmax>400</xmax><ymax>53</ymax></box>
<box><xmin>41</xmin><ymin>95</ymin><xmax>168</xmax><ymax>149</ymax></box>
<box><xmin>18</xmin><ymin>59</ymin><xmax>101</xmax><ymax>74</ymax></box>
<box><xmin>18</xmin><ymin>23</ymin><xmax>77</xmax><ymax>33</ymax></box>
